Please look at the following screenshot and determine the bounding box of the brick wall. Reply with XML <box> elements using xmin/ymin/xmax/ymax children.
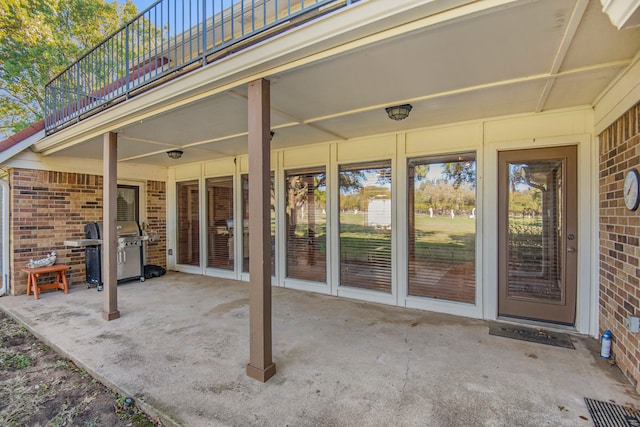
<box><xmin>146</xmin><ymin>180</ymin><xmax>166</xmax><ymax>267</ymax></box>
<box><xmin>599</xmin><ymin>101</ymin><xmax>640</xmax><ymax>392</ymax></box>
<box><xmin>9</xmin><ymin>168</ymin><xmax>166</xmax><ymax>294</ymax></box>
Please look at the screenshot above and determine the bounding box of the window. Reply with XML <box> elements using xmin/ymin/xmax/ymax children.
<box><xmin>206</xmin><ymin>176</ymin><xmax>234</xmax><ymax>270</ymax></box>
<box><xmin>116</xmin><ymin>185</ymin><xmax>139</xmax><ymax>222</ymax></box>
<box><xmin>408</xmin><ymin>154</ymin><xmax>476</xmax><ymax>303</ymax></box>
<box><xmin>177</xmin><ymin>180</ymin><xmax>200</xmax><ymax>266</ymax></box>
<box><xmin>241</xmin><ymin>174</ymin><xmax>275</xmax><ymax>275</ymax></box>
<box><xmin>339</xmin><ymin>161</ymin><xmax>392</xmax><ymax>293</ymax></box>
<box><xmin>285</xmin><ymin>169</ymin><xmax>326</xmax><ymax>282</ymax></box>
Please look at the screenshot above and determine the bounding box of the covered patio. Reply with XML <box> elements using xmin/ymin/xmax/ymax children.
<box><xmin>0</xmin><ymin>273</ymin><xmax>636</xmax><ymax>426</ymax></box>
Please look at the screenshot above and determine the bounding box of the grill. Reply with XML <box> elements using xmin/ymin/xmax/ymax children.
<box><xmin>84</xmin><ymin>221</ymin><xmax>146</xmax><ymax>289</ymax></box>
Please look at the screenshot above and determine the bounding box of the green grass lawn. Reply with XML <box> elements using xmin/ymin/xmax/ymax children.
<box><xmin>336</xmin><ymin>213</ymin><xmax>476</xmax><ymax>262</ymax></box>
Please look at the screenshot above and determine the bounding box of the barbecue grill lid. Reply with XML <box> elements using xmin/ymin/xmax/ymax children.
<box><xmin>117</xmin><ymin>221</ymin><xmax>141</xmax><ymax>236</ymax></box>
<box><xmin>86</xmin><ymin>221</ymin><xmax>141</xmax><ymax>238</ymax></box>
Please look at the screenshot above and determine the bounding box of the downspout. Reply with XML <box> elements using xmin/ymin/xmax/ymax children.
<box><xmin>0</xmin><ymin>179</ymin><xmax>8</xmax><ymax>296</ymax></box>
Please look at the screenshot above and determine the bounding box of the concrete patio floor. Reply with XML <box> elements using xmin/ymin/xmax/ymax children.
<box><xmin>1</xmin><ymin>272</ymin><xmax>638</xmax><ymax>426</ymax></box>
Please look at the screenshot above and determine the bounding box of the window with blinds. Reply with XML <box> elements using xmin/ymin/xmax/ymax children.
<box><xmin>408</xmin><ymin>154</ymin><xmax>476</xmax><ymax>303</ymax></box>
<box><xmin>285</xmin><ymin>169</ymin><xmax>326</xmax><ymax>282</ymax></box>
<box><xmin>116</xmin><ymin>185</ymin><xmax>138</xmax><ymax>221</ymax></box>
<box><xmin>206</xmin><ymin>176</ymin><xmax>233</xmax><ymax>270</ymax></box>
<box><xmin>241</xmin><ymin>174</ymin><xmax>275</xmax><ymax>275</ymax></box>
<box><xmin>177</xmin><ymin>180</ymin><xmax>200</xmax><ymax>266</ymax></box>
<box><xmin>339</xmin><ymin>161</ymin><xmax>392</xmax><ymax>293</ymax></box>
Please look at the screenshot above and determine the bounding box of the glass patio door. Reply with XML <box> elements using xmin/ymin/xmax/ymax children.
<box><xmin>498</xmin><ymin>146</ymin><xmax>577</xmax><ymax>325</ymax></box>
<box><xmin>177</xmin><ymin>180</ymin><xmax>200</xmax><ymax>267</ymax></box>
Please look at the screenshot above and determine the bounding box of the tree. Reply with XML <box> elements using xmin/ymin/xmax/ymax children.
<box><xmin>443</xmin><ymin>160</ymin><xmax>476</xmax><ymax>189</ymax></box>
<box><xmin>0</xmin><ymin>0</ymin><xmax>138</xmax><ymax>138</ymax></box>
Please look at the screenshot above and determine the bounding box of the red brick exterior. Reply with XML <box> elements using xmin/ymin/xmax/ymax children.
<box><xmin>8</xmin><ymin>168</ymin><xmax>166</xmax><ymax>295</ymax></box>
<box><xmin>146</xmin><ymin>180</ymin><xmax>167</xmax><ymax>267</ymax></box>
<box><xmin>599</xmin><ymin>102</ymin><xmax>640</xmax><ymax>391</ymax></box>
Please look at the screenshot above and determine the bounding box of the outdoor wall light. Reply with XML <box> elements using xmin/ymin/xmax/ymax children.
<box><xmin>166</xmin><ymin>150</ymin><xmax>183</xmax><ymax>160</ymax></box>
<box><xmin>385</xmin><ymin>104</ymin><xmax>413</xmax><ymax>121</ymax></box>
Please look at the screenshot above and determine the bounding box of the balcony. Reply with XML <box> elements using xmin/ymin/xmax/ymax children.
<box><xmin>44</xmin><ymin>0</ymin><xmax>357</xmax><ymax>135</ymax></box>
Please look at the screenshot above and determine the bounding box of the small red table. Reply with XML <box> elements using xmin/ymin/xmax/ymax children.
<box><xmin>22</xmin><ymin>265</ymin><xmax>70</xmax><ymax>300</ymax></box>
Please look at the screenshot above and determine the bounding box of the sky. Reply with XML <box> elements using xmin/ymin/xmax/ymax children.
<box><xmin>121</xmin><ymin>0</ymin><xmax>158</xmax><ymax>13</ymax></box>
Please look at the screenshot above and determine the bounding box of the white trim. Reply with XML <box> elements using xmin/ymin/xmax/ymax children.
<box><xmin>395</xmin><ymin>134</ymin><xmax>408</xmax><ymax>308</ymax></box>
<box><xmin>406</xmin><ymin>296</ymin><xmax>482</xmax><ymax>319</ymax></box>
<box><xmin>475</xmin><ymin>145</ymin><xmax>485</xmax><ymax>317</ymax></box>
<box><xmin>337</xmin><ymin>286</ymin><xmax>395</xmax><ymax>306</ymax></box>
<box><xmin>276</xmin><ymin>151</ymin><xmax>286</xmax><ymax>287</ymax></box>
<box><xmin>199</xmin><ymin>167</ymin><xmax>207</xmax><ymax>274</ymax></box>
<box><xmin>594</xmin><ymin>52</ymin><xmax>640</xmax><ymax>134</ymax></box>
<box><xmin>3</xmin><ymin>151</ymin><xmax>167</xmax><ymax>182</ymax></box>
<box><xmin>204</xmin><ymin>267</ymin><xmax>236</xmax><ymax>280</ymax></box>
<box><xmin>600</xmin><ymin>0</ymin><xmax>640</xmax><ymax>29</ymax></box>
<box><xmin>329</xmin><ymin>143</ymin><xmax>339</xmax><ymax>296</ymax></box>
<box><xmin>174</xmin><ymin>264</ymin><xmax>202</xmax><ymax>275</ymax></box>
<box><xmin>233</xmin><ymin>161</ymin><xmax>243</xmax><ymax>279</ymax></box>
<box><xmin>283</xmin><ymin>278</ymin><xmax>331</xmax><ymax>295</ymax></box>
<box><xmin>166</xmin><ymin>168</ymin><xmax>177</xmax><ymax>270</ymax></box>
<box><xmin>590</xmin><ymin>135</ymin><xmax>601</xmax><ymax>337</ymax></box>
<box><xmin>0</xmin><ymin>179</ymin><xmax>8</xmax><ymax>296</ymax></box>
<box><xmin>0</xmin><ymin>129</ymin><xmax>44</xmax><ymax>164</ymax></box>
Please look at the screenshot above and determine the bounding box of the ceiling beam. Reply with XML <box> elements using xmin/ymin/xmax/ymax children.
<box><xmin>536</xmin><ymin>0</ymin><xmax>589</xmax><ymax>112</ymax></box>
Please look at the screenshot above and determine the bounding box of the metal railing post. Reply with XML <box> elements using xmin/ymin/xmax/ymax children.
<box><xmin>75</xmin><ymin>64</ymin><xmax>81</xmax><ymax>122</ymax></box>
<box><xmin>125</xmin><ymin>23</ymin><xmax>131</xmax><ymax>96</ymax></box>
<box><xmin>202</xmin><ymin>0</ymin><xmax>207</xmax><ymax>63</ymax></box>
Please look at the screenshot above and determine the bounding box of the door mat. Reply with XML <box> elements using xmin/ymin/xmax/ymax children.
<box><xmin>488</xmin><ymin>322</ymin><xmax>575</xmax><ymax>349</ymax></box>
<box><xmin>585</xmin><ymin>398</ymin><xmax>640</xmax><ymax>427</ymax></box>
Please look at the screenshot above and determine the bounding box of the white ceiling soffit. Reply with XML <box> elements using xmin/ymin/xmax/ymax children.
<box><xmin>601</xmin><ymin>0</ymin><xmax>640</xmax><ymax>28</ymax></box>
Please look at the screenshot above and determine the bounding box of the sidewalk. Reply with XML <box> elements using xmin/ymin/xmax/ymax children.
<box><xmin>0</xmin><ymin>272</ymin><xmax>637</xmax><ymax>426</ymax></box>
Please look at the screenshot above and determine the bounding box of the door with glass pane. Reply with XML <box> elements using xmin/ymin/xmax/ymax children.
<box><xmin>285</xmin><ymin>169</ymin><xmax>326</xmax><ymax>282</ymax></box>
<box><xmin>339</xmin><ymin>161</ymin><xmax>392</xmax><ymax>293</ymax></box>
<box><xmin>498</xmin><ymin>146</ymin><xmax>577</xmax><ymax>324</ymax></box>
<box><xmin>177</xmin><ymin>180</ymin><xmax>200</xmax><ymax>266</ymax></box>
<box><xmin>408</xmin><ymin>154</ymin><xmax>476</xmax><ymax>303</ymax></box>
<box><xmin>241</xmin><ymin>174</ymin><xmax>275</xmax><ymax>276</ymax></box>
<box><xmin>206</xmin><ymin>177</ymin><xmax>233</xmax><ymax>270</ymax></box>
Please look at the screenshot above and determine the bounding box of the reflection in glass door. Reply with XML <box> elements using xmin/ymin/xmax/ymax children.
<box><xmin>241</xmin><ymin>174</ymin><xmax>276</xmax><ymax>275</ymax></box>
<box><xmin>339</xmin><ymin>161</ymin><xmax>392</xmax><ymax>293</ymax></box>
<box><xmin>177</xmin><ymin>180</ymin><xmax>200</xmax><ymax>266</ymax></box>
<box><xmin>407</xmin><ymin>154</ymin><xmax>476</xmax><ymax>303</ymax></box>
<box><xmin>498</xmin><ymin>146</ymin><xmax>577</xmax><ymax>324</ymax></box>
<box><xmin>206</xmin><ymin>177</ymin><xmax>233</xmax><ymax>270</ymax></box>
<box><xmin>285</xmin><ymin>169</ymin><xmax>326</xmax><ymax>282</ymax></box>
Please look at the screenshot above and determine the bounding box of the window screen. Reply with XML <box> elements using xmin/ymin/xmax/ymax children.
<box><xmin>408</xmin><ymin>154</ymin><xmax>476</xmax><ymax>303</ymax></box>
<box><xmin>285</xmin><ymin>169</ymin><xmax>326</xmax><ymax>282</ymax></box>
<box><xmin>339</xmin><ymin>161</ymin><xmax>392</xmax><ymax>293</ymax></box>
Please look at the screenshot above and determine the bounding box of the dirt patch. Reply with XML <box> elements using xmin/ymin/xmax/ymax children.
<box><xmin>0</xmin><ymin>311</ymin><xmax>163</xmax><ymax>426</ymax></box>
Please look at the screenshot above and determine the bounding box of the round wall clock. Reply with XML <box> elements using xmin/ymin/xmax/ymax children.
<box><xmin>624</xmin><ymin>168</ymin><xmax>640</xmax><ymax>211</ymax></box>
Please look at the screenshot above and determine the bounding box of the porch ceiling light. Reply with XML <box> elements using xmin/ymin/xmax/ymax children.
<box><xmin>385</xmin><ymin>104</ymin><xmax>413</xmax><ymax>121</ymax></box>
<box><xmin>167</xmin><ymin>150</ymin><xmax>183</xmax><ymax>160</ymax></box>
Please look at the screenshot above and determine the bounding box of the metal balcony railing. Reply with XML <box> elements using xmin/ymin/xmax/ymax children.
<box><xmin>44</xmin><ymin>0</ymin><xmax>357</xmax><ymax>134</ymax></box>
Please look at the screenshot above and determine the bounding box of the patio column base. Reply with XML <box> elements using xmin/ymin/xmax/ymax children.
<box><xmin>246</xmin><ymin>362</ymin><xmax>276</xmax><ymax>382</ymax></box>
<box><xmin>102</xmin><ymin>310</ymin><xmax>120</xmax><ymax>321</ymax></box>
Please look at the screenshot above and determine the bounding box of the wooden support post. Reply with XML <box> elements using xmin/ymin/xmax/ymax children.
<box><xmin>246</xmin><ymin>78</ymin><xmax>276</xmax><ymax>382</ymax></box>
<box><xmin>102</xmin><ymin>131</ymin><xmax>120</xmax><ymax>321</ymax></box>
